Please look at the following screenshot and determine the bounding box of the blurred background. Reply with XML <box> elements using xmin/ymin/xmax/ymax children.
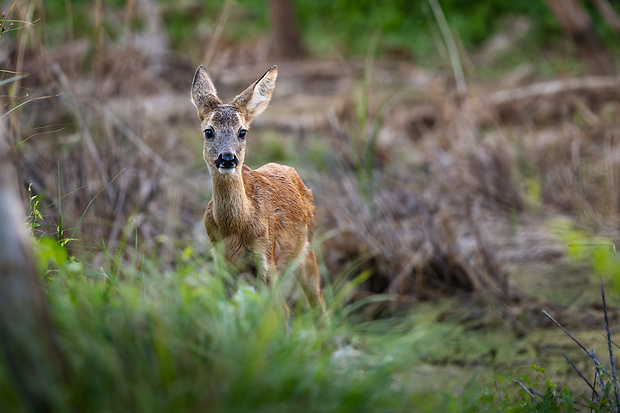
<box><xmin>3</xmin><ymin>0</ymin><xmax>620</xmax><ymax>322</ymax></box>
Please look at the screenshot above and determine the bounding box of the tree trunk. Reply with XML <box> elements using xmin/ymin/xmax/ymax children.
<box><xmin>269</xmin><ymin>0</ymin><xmax>304</xmax><ymax>59</ymax></box>
<box><xmin>0</xmin><ymin>111</ymin><xmax>62</xmax><ymax>411</ymax></box>
<box><xmin>544</xmin><ymin>0</ymin><xmax>616</xmax><ymax>75</ymax></box>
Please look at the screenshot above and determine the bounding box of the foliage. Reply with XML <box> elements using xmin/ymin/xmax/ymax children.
<box><xmin>551</xmin><ymin>218</ymin><xmax>620</xmax><ymax>295</ymax></box>
<box><xmin>290</xmin><ymin>0</ymin><xmax>556</xmax><ymax>57</ymax></box>
<box><xmin>503</xmin><ymin>281</ymin><xmax>620</xmax><ymax>413</ymax></box>
<box><xmin>496</xmin><ymin>365</ymin><xmax>576</xmax><ymax>412</ymax></box>
<box><xmin>9</xmin><ymin>192</ymin><xmax>511</xmax><ymax>411</ymax></box>
<box><xmin>0</xmin><ymin>235</ymin><xmax>508</xmax><ymax>412</ymax></box>
<box><xmin>240</xmin><ymin>0</ymin><xmax>617</xmax><ymax>59</ymax></box>
<box><xmin>15</xmin><ymin>195</ymin><xmax>620</xmax><ymax>412</ymax></box>
<box><xmin>39</xmin><ymin>0</ymin><xmax>620</xmax><ymax>62</ymax></box>
<box><xmin>11</xmin><ymin>198</ymin><xmax>616</xmax><ymax>411</ymax></box>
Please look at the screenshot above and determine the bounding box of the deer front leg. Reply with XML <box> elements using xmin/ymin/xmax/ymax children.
<box><xmin>251</xmin><ymin>248</ymin><xmax>272</xmax><ymax>282</ymax></box>
<box><xmin>254</xmin><ymin>250</ymin><xmax>291</xmax><ymax>326</ymax></box>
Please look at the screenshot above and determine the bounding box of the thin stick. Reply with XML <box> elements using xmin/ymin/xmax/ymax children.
<box><xmin>593</xmin><ymin>349</ymin><xmax>609</xmax><ymax>396</ymax></box>
<box><xmin>11</xmin><ymin>124</ymin><xmax>67</xmax><ymax>150</ymax></box>
<box><xmin>563</xmin><ymin>353</ymin><xmax>600</xmax><ymax>397</ymax></box>
<box><xmin>601</xmin><ymin>280</ymin><xmax>620</xmax><ymax>412</ymax></box>
<box><xmin>544</xmin><ymin>311</ymin><xmax>597</xmax><ymax>360</ymax></box>
<box><xmin>0</xmin><ymin>93</ymin><xmax>59</xmax><ymax>120</ymax></box>
<box><xmin>513</xmin><ymin>380</ymin><xmax>537</xmax><ymax>400</ymax></box>
<box><xmin>543</xmin><ymin>310</ymin><xmax>611</xmax><ymax>378</ymax></box>
<box><xmin>0</xmin><ymin>2</ymin><xmax>17</xmax><ymax>37</ymax></box>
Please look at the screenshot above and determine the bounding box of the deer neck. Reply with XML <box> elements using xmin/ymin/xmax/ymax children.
<box><xmin>211</xmin><ymin>170</ymin><xmax>252</xmax><ymax>231</ymax></box>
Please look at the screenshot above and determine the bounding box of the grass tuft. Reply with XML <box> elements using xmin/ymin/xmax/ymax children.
<box><xmin>0</xmin><ymin>246</ymin><xmax>509</xmax><ymax>412</ymax></box>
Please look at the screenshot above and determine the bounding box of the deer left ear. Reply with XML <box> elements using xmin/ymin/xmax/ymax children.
<box><xmin>233</xmin><ymin>66</ymin><xmax>278</xmax><ymax>122</ymax></box>
<box><xmin>191</xmin><ymin>65</ymin><xmax>222</xmax><ymax>120</ymax></box>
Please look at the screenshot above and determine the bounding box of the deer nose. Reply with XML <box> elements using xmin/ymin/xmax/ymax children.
<box><xmin>215</xmin><ymin>153</ymin><xmax>238</xmax><ymax>169</ymax></box>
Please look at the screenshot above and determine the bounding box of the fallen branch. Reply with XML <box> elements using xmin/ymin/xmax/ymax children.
<box><xmin>479</xmin><ymin>76</ymin><xmax>620</xmax><ymax>107</ymax></box>
<box><xmin>543</xmin><ymin>310</ymin><xmax>610</xmax><ymax>388</ymax></box>
<box><xmin>563</xmin><ymin>353</ymin><xmax>599</xmax><ymax>398</ymax></box>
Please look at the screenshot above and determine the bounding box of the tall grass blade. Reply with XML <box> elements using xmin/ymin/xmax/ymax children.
<box><xmin>0</xmin><ymin>73</ymin><xmax>26</xmax><ymax>86</ymax></box>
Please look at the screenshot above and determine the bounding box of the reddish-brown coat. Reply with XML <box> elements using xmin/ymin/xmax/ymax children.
<box><xmin>192</xmin><ymin>65</ymin><xmax>326</xmax><ymax>317</ymax></box>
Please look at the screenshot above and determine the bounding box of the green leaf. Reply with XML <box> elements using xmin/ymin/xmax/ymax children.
<box><xmin>561</xmin><ymin>387</ymin><xmax>574</xmax><ymax>412</ymax></box>
<box><xmin>34</xmin><ymin>236</ymin><xmax>68</xmax><ymax>269</ymax></box>
<box><xmin>0</xmin><ymin>73</ymin><xmax>27</xmax><ymax>87</ymax></box>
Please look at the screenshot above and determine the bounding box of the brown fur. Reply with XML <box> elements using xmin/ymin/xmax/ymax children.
<box><xmin>191</xmin><ymin>65</ymin><xmax>327</xmax><ymax>317</ymax></box>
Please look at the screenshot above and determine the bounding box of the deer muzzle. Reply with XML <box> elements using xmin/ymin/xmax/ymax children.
<box><xmin>215</xmin><ymin>152</ymin><xmax>239</xmax><ymax>173</ymax></box>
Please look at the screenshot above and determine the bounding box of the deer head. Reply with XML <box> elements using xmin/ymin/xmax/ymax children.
<box><xmin>191</xmin><ymin>65</ymin><xmax>278</xmax><ymax>176</ymax></box>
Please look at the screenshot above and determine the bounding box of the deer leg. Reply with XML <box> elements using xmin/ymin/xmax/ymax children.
<box><xmin>255</xmin><ymin>250</ymin><xmax>291</xmax><ymax>326</ymax></box>
<box><xmin>299</xmin><ymin>248</ymin><xmax>328</xmax><ymax>321</ymax></box>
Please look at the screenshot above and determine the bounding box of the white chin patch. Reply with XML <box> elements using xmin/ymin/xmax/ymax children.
<box><xmin>218</xmin><ymin>167</ymin><xmax>236</xmax><ymax>175</ymax></box>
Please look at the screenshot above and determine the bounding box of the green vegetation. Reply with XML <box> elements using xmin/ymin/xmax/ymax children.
<box><xmin>39</xmin><ymin>0</ymin><xmax>619</xmax><ymax>61</ymax></box>
<box><xmin>229</xmin><ymin>0</ymin><xmax>562</xmax><ymax>57</ymax></box>
<box><xmin>2</xmin><ymin>222</ymin><xmax>499</xmax><ymax>412</ymax></box>
<box><xmin>3</xmin><ymin>193</ymin><xmax>618</xmax><ymax>412</ymax></box>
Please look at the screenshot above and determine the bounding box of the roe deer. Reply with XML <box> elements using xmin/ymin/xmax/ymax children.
<box><xmin>190</xmin><ymin>65</ymin><xmax>327</xmax><ymax>319</ymax></box>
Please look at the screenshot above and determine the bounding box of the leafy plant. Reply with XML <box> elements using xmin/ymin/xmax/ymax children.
<box><xmin>506</xmin><ymin>282</ymin><xmax>620</xmax><ymax>413</ymax></box>
<box><xmin>7</xmin><ymin>192</ymin><xmax>517</xmax><ymax>412</ymax></box>
<box><xmin>507</xmin><ymin>365</ymin><xmax>575</xmax><ymax>412</ymax></box>
<box><xmin>551</xmin><ymin>218</ymin><xmax>620</xmax><ymax>293</ymax></box>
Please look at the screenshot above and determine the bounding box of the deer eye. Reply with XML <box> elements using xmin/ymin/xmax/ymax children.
<box><xmin>238</xmin><ymin>129</ymin><xmax>247</xmax><ymax>140</ymax></box>
<box><xmin>204</xmin><ymin>128</ymin><xmax>214</xmax><ymax>140</ymax></box>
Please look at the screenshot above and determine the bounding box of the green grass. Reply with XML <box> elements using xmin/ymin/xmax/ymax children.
<box><xmin>14</xmin><ymin>226</ymin><xmax>615</xmax><ymax>412</ymax></box>
<box><xmin>0</xmin><ymin>233</ymin><xmax>517</xmax><ymax>412</ymax></box>
<box><xmin>4</xmin><ymin>195</ymin><xmax>613</xmax><ymax>412</ymax></box>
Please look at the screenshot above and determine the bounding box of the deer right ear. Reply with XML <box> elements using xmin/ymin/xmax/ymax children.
<box><xmin>232</xmin><ymin>65</ymin><xmax>278</xmax><ymax>122</ymax></box>
<box><xmin>191</xmin><ymin>66</ymin><xmax>222</xmax><ymax>120</ymax></box>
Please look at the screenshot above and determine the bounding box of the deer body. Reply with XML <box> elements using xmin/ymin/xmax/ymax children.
<box><xmin>191</xmin><ymin>65</ymin><xmax>326</xmax><ymax>315</ymax></box>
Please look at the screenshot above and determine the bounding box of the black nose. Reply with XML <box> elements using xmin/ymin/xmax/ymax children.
<box><xmin>215</xmin><ymin>153</ymin><xmax>238</xmax><ymax>169</ymax></box>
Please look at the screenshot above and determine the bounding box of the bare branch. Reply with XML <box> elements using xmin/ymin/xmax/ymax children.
<box><xmin>601</xmin><ymin>280</ymin><xmax>620</xmax><ymax>412</ymax></box>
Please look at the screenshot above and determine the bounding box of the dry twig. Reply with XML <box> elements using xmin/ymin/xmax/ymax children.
<box><xmin>601</xmin><ymin>280</ymin><xmax>620</xmax><ymax>412</ymax></box>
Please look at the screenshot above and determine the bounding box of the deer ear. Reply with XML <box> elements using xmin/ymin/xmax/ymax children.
<box><xmin>191</xmin><ymin>66</ymin><xmax>222</xmax><ymax>119</ymax></box>
<box><xmin>232</xmin><ymin>66</ymin><xmax>277</xmax><ymax>122</ymax></box>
